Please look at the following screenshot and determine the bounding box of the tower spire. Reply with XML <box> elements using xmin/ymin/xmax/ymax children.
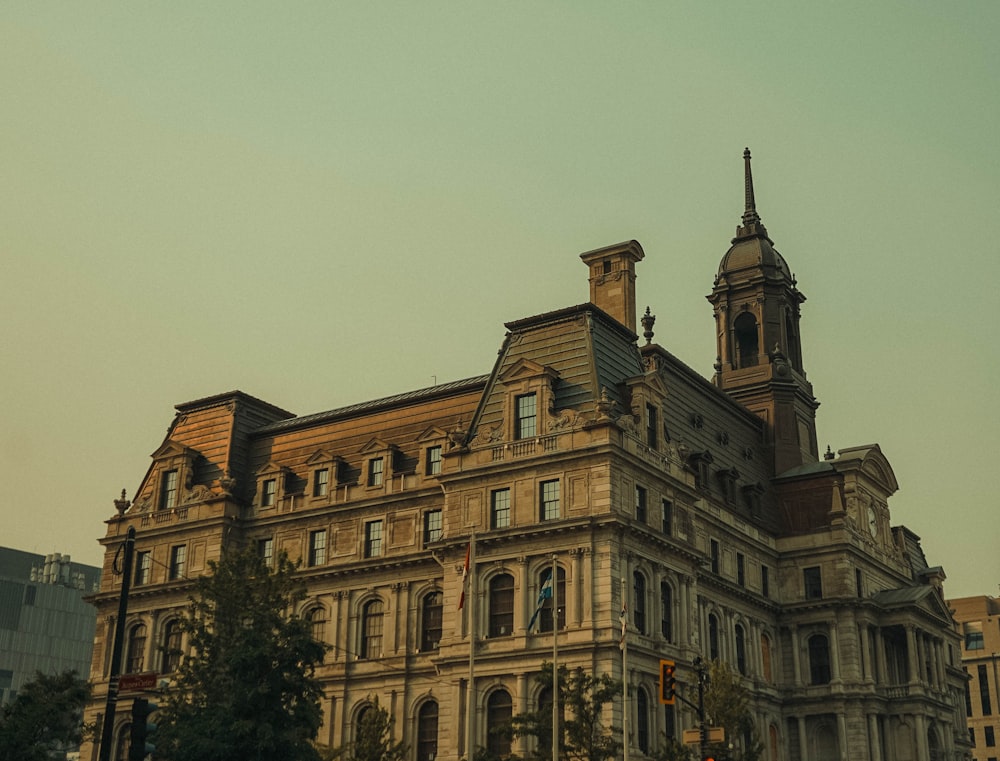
<box><xmin>742</xmin><ymin>147</ymin><xmax>760</xmax><ymax>226</ymax></box>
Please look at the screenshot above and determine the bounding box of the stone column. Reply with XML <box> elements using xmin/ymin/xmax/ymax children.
<box><xmin>860</xmin><ymin>625</ymin><xmax>873</xmax><ymax>684</ymax></box>
<box><xmin>873</xmin><ymin>627</ymin><xmax>886</xmax><ymax>684</ymax></box>
<box><xmin>797</xmin><ymin>715</ymin><xmax>808</xmax><ymax>761</ymax></box>
<box><xmin>390</xmin><ymin>581</ymin><xmax>407</xmax><ymax>654</ymax></box>
<box><xmin>837</xmin><ymin>712</ymin><xmax>848</xmax><ymax>759</ymax></box>
<box><xmin>570</xmin><ymin>547</ymin><xmax>584</xmax><ymax>627</ymax></box>
<box><xmin>790</xmin><ymin>625</ymin><xmax>802</xmax><ymax>686</ymax></box>
<box><xmin>914</xmin><ymin>713</ymin><xmax>927</xmax><ymax>760</ymax></box>
<box><xmin>867</xmin><ymin>713</ymin><xmax>882</xmax><ymax>761</ymax></box>
<box><xmin>906</xmin><ymin>625</ymin><xmax>920</xmax><ymax>686</ymax></box>
<box><xmin>516</xmin><ymin>672</ymin><xmax>529</xmax><ymax>758</ymax></box>
<box><xmin>829</xmin><ymin>619</ymin><xmax>842</xmax><ymax>685</ymax></box>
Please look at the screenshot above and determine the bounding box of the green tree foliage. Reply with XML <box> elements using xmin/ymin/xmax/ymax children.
<box><xmin>328</xmin><ymin>695</ymin><xmax>407</xmax><ymax>761</ymax></box>
<box><xmin>0</xmin><ymin>669</ymin><xmax>90</xmax><ymax>761</ymax></box>
<box><xmin>509</xmin><ymin>662</ymin><xmax>621</xmax><ymax>761</ymax></box>
<box><xmin>647</xmin><ymin>735</ymin><xmax>692</xmax><ymax>761</ymax></box>
<box><xmin>156</xmin><ymin>546</ymin><xmax>329</xmax><ymax>761</ymax></box>
<box><xmin>701</xmin><ymin>660</ymin><xmax>763</xmax><ymax>761</ymax></box>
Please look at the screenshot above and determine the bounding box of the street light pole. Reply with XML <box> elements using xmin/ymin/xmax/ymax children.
<box><xmin>98</xmin><ymin>525</ymin><xmax>136</xmax><ymax>761</ymax></box>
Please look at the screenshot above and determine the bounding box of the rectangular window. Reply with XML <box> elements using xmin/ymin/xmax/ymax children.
<box><xmin>308</xmin><ymin>530</ymin><xmax>327</xmax><ymax>567</ymax></box>
<box><xmin>160</xmin><ymin>470</ymin><xmax>179</xmax><ymax>510</ymax></box>
<box><xmin>134</xmin><ymin>551</ymin><xmax>152</xmax><ymax>586</ymax></box>
<box><xmin>804</xmin><ymin>567</ymin><xmax>823</xmax><ymax>599</ymax></box>
<box><xmin>662</xmin><ymin>499</ymin><xmax>673</xmax><ymax>536</ymax></box>
<box><xmin>736</xmin><ymin>553</ymin><xmax>745</xmax><ymax>587</ymax></box>
<box><xmin>646</xmin><ymin>404</ymin><xmax>658</xmax><ymax>449</ymax></box>
<box><xmin>855</xmin><ymin>568</ymin><xmax>863</xmax><ymax>597</ymax></box>
<box><xmin>367</xmin><ymin>458</ymin><xmax>384</xmax><ymax>487</ymax></box>
<box><xmin>980</xmin><ymin>664</ymin><xmax>993</xmax><ymax>716</ymax></box>
<box><xmin>710</xmin><ymin>539</ymin><xmax>720</xmax><ymax>574</ymax></box>
<box><xmin>540</xmin><ymin>480</ymin><xmax>560</xmax><ymax>521</ymax></box>
<box><xmin>257</xmin><ymin>537</ymin><xmax>274</xmax><ymax>567</ymax></box>
<box><xmin>313</xmin><ymin>469</ymin><xmax>329</xmax><ymax>497</ymax></box>
<box><xmin>635</xmin><ymin>486</ymin><xmax>647</xmax><ymax>524</ymax></box>
<box><xmin>424</xmin><ymin>510</ymin><xmax>443</xmax><ymax>544</ymax></box>
<box><xmin>966</xmin><ymin>622</ymin><xmax>985</xmax><ymax>650</ymax></box>
<box><xmin>491</xmin><ymin>488</ymin><xmax>511</xmax><ymax>529</ymax></box>
<box><xmin>261</xmin><ymin>478</ymin><xmax>277</xmax><ymax>507</ymax></box>
<box><xmin>426</xmin><ymin>446</ymin><xmax>442</xmax><ymax>476</ymax></box>
<box><xmin>515</xmin><ymin>393</ymin><xmax>537</xmax><ymax>439</ymax></box>
<box><xmin>761</xmin><ymin>565</ymin><xmax>770</xmax><ymax>598</ymax></box>
<box><xmin>986</xmin><ymin>726</ymin><xmax>996</xmax><ymax>747</ymax></box>
<box><xmin>169</xmin><ymin>545</ymin><xmax>187</xmax><ymax>580</ymax></box>
<box><xmin>365</xmin><ymin>520</ymin><xmax>384</xmax><ymax>558</ymax></box>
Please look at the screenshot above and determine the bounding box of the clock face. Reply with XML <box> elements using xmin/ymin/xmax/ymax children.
<box><xmin>867</xmin><ymin>506</ymin><xmax>878</xmax><ymax>537</ymax></box>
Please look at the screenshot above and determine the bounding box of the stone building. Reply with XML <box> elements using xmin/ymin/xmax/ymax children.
<box><xmin>949</xmin><ymin>595</ymin><xmax>1000</xmax><ymax>760</ymax></box>
<box><xmin>82</xmin><ymin>151</ymin><xmax>968</xmax><ymax>761</ymax></box>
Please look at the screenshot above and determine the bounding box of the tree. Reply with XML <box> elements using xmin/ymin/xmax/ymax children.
<box><xmin>701</xmin><ymin>660</ymin><xmax>763</xmax><ymax>761</ymax></box>
<box><xmin>328</xmin><ymin>695</ymin><xmax>407</xmax><ymax>761</ymax></box>
<box><xmin>0</xmin><ymin>669</ymin><xmax>90</xmax><ymax>761</ymax></box>
<box><xmin>156</xmin><ymin>546</ymin><xmax>329</xmax><ymax>761</ymax></box>
<box><xmin>509</xmin><ymin>662</ymin><xmax>621</xmax><ymax>761</ymax></box>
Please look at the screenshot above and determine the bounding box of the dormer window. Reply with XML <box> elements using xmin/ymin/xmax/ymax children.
<box><xmin>426</xmin><ymin>446</ymin><xmax>442</xmax><ymax>476</ymax></box>
<box><xmin>645</xmin><ymin>404</ymin><xmax>658</xmax><ymax>449</ymax></box>
<box><xmin>515</xmin><ymin>394</ymin><xmax>537</xmax><ymax>439</ymax></box>
<box><xmin>688</xmin><ymin>451</ymin><xmax>713</xmax><ymax>492</ymax></box>
<box><xmin>368</xmin><ymin>458</ymin><xmax>384</xmax><ymax>487</ymax></box>
<box><xmin>261</xmin><ymin>478</ymin><xmax>277</xmax><ymax>507</ymax></box>
<box><xmin>717</xmin><ymin>467</ymin><xmax>739</xmax><ymax>504</ymax></box>
<box><xmin>160</xmin><ymin>470</ymin><xmax>179</xmax><ymax>510</ymax></box>
<box><xmin>313</xmin><ymin>468</ymin><xmax>329</xmax><ymax>497</ymax></box>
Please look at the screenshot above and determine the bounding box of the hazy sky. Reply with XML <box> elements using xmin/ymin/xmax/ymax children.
<box><xmin>2</xmin><ymin>3</ymin><xmax>997</xmax><ymax>598</ymax></box>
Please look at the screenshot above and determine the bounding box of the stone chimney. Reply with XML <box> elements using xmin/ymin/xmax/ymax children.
<box><xmin>579</xmin><ymin>240</ymin><xmax>645</xmax><ymax>333</ymax></box>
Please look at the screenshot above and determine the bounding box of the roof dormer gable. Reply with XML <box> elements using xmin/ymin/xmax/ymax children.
<box><xmin>498</xmin><ymin>357</ymin><xmax>559</xmax><ymax>386</ymax></box>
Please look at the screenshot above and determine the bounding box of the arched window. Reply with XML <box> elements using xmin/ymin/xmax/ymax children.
<box><xmin>538</xmin><ymin>567</ymin><xmax>566</xmax><ymax>632</ymax></box>
<box><xmin>489</xmin><ymin>574</ymin><xmax>514</xmax><ymax>637</ymax></box>
<box><xmin>708</xmin><ymin>614</ymin><xmax>720</xmax><ymax>660</ymax></box>
<box><xmin>126</xmin><ymin>623</ymin><xmax>146</xmax><ymax>674</ymax></box>
<box><xmin>421</xmin><ymin>591</ymin><xmax>443</xmax><ymax>651</ymax></box>
<box><xmin>114</xmin><ymin>726</ymin><xmax>130</xmax><ymax>761</ymax></box>
<box><xmin>636</xmin><ymin>686</ymin><xmax>650</xmax><ymax>753</ymax></box>
<box><xmin>486</xmin><ymin>689</ymin><xmax>512</xmax><ymax>757</ymax></box>
<box><xmin>733</xmin><ymin>312</ymin><xmax>759</xmax><ymax>368</ymax></box>
<box><xmin>769</xmin><ymin>724</ymin><xmax>780</xmax><ymax>761</ymax></box>
<box><xmin>735</xmin><ymin>623</ymin><xmax>747</xmax><ymax>675</ymax></box>
<box><xmin>306</xmin><ymin>606</ymin><xmax>327</xmax><ymax>645</ymax></box>
<box><xmin>361</xmin><ymin>600</ymin><xmax>384</xmax><ymax>659</ymax></box>
<box><xmin>633</xmin><ymin>571</ymin><xmax>646</xmax><ymax>635</ymax></box>
<box><xmin>660</xmin><ymin>582</ymin><xmax>673</xmax><ymax>642</ymax></box>
<box><xmin>761</xmin><ymin>633</ymin><xmax>773</xmax><ymax>683</ymax></box>
<box><xmin>162</xmin><ymin>620</ymin><xmax>182</xmax><ymax>673</ymax></box>
<box><xmin>809</xmin><ymin>633</ymin><xmax>831</xmax><ymax>685</ymax></box>
<box><xmin>416</xmin><ymin>700</ymin><xmax>439</xmax><ymax>761</ymax></box>
<box><xmin>355</xmin><ymin>705</ymin><xmax>373</xmax><ymax>744</ymax></box>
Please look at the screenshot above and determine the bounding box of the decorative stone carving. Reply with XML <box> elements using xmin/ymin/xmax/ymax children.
<box><xmin>114</xmin><ymin>489</ymin><xmax>130</xmax><ymax>515</ymax></box>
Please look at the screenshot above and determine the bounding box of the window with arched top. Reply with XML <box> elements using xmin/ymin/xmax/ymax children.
<box><xmin>162</xmin><ymin>620</ymin><xmax>183</xmax><ymax>673</ymax></box>
<box><xmin>809</xmin><ymin>633</ymin><xmax>831</xmax><ymax>685</ymax></box>
<box><xmin>489</xmin><ymin>574</ymin><xmax>514</xmax><ymax>637</ymax></box>
<box><xmin>708</xmin><ymin>614</ymin><xmax>720</xmax><ymax>660</ymax></box>
<box><xmin>538</xmin><ymin>567</ymin><xmax>566</xmax><ymax>632</ymax></box>
<box><xmin>761</xmin><ymin>633</ymin><xmax>773</xmax><ymax>683</ymax></box>
<box><xmin>361</xmin><ymin>600</ymin><xmax>384</xmax><ymax>659</ymax></box>
<box><xmin>416</xmin><ymin>700</ymin><xmax>439</xmax><ymax>761</ymax></box>
<box><xmin>660</xmin><ymin>582</ymin><xmax>673</xmax><ymax>642</ymax></box>
<box><xmin>636</xmin><ymin>686</ymin><xmax>650</xmax><ymax>753</ymax></box>
<box><xmin>733</xmin><ymin>312</ymin><xmax>759</xmax><ymax>368</ymax></box>
<box><xmin>769</xmin><ymin>724</ymin><xmax>779</xmax><ymax>761</ymax></box>
<box><xmin>735</xmin><ymin>623</ymin><xmax>747</xmax><ymax>675</ymax></box>
<box><xmin>126</xmin><ymin>623</ymin><xmax>147</xmax><ymax>674</ymax></box>
<box><xmin>633</xmin><ymin>571</ymin><xmax>647</xmax><ymax>635</ymax></box>
<box><xmin>306</xmin><ymin>606</ymin><xmax>327</xmax><ymax>645</ymax></box>
<box><xmin>114</xmin><ymin>726</ymin><xmax>130</xmax><ymax>761</ymax></box>
<box><xmin>486</xmin><ymin>689</ymin><xmax>512</xmax><ymax>757</ymax></box>
<box><xmin>421</xmin><ymin>591</ymin><xmax>443</xmax><ymax>651</ymax></box>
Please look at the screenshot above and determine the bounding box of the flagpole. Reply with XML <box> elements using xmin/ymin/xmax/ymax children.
<box><xmin>621</xmin><ymin>576</ymin><xmax>629</xmax><ymax>761</ymax></box>
<box><xmin>551</xmin><ymin>553</ymin><xmax>558</xmax><ymax>761</ymax></box>
<box><xmin>467</xmin><ymin>530</ymin><xmax>477</xmax><ymax>761</ymax></box>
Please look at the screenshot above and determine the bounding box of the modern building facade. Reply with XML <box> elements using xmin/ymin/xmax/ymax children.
<box><xmin>82</xmin><ymin>152</ymin><xmax>969</xmax><ymax>761</ymax></box>
<box><xmin>950</xmin><ymin>595</ymin><xmax>1000</xmax><ymax>760</ymax></box>
<box><xmin>0</xmin><ymin>547</ymin><xmax>101</xmax><ymax>704</ymax></box>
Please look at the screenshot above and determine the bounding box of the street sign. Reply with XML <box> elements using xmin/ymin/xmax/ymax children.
<box><xmin>681</xmin><ymin>727</ymin><xmax>726</xmax><ymax>745</ymax></box>
<box><xmin>118</xmin><ymin>673</ymin><xmax>158</xmax><ymax>692</ymax></box>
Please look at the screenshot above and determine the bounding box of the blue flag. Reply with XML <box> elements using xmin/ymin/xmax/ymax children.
<box><xmin>527</xmin><ymin>570</ymin><xmax>554</xmax><ymax>632</ymax></box>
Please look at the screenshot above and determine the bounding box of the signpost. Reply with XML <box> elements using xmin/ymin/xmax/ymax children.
<box><xmin>118</xmin><ymin>673</ymin><xmax>159</xmax><ymax>692</ymax></box>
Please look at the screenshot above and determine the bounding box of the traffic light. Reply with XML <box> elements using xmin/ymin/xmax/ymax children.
<box><xmin>659</xmin><ymin>659</ymin><xmax>676</xmax><ymax>705</ymax></box>
<box><xmin>129</xmin><ymin>697</ymin><xmax>157</xmax><ymax>761</ymax></box>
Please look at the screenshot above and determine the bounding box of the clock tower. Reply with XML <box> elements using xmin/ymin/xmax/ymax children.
<box><xmin>707</xmin><ymin>149</ymin><xmax>819</xmax><ymax>475</ymax></box>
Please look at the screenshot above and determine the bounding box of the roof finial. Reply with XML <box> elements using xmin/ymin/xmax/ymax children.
<box><xmin>742</xmin><ymin>147</ymin><xmax>761</xmax><ymax>227</ymax></box>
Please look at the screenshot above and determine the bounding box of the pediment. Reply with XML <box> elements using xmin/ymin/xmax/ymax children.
<box><xmin>306</xmin><ymin>449</ymin><xmax>335</xmax><ymax>466</ymax></box>
<box><xmin>415</xmin><ymin>426</ymin><xmax>448</xmax><ymax>443</ymax></box>
<box><xmin>255</xmin><ymin>460</ymin><xmax>287</xmax><ymax>476</ymax></box>
<box><xmin>498</xmin><ymin>357</ymin><xmax>558</xmax><ymax>384</ymax></box>
<box><xmin>833</xmin><ymin>444</ymin><xmax>899</xmax><ymax>495</ymax></box>
<box><xmin>150</xmin><ymin>439</ymin><xmax>198</xmax><ymax>462</ymax></box>
<box><xmin>359</xmin><ymin>437</ymin><xmax>390</xmax><ymax>455</ymax></box>
<box><xmin>873</xmin><ymin>585</ymin><xmax>952</xmax><ymax>625</ymax></box>
<box><xmin>625</xmin><ymin>370</ymin><xmax>669</xmax><ymax>398</ymax></box>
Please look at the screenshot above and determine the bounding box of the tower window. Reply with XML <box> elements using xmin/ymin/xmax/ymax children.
<box><xmin>733</xmin><ymin>312</ymin><xmax>759</xmax><ymax>368</ymax></box>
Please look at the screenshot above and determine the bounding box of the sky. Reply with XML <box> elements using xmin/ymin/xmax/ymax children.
<box><xmin>2</xmin><ymin>2</ymin><xmax>998</xmax><ymax>599</ymax></box>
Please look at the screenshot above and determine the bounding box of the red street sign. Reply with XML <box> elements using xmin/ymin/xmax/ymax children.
<box><xmin>118</xmin><ymin>673</ymin><xmax>158</xmax><ymax>692</ymax></box>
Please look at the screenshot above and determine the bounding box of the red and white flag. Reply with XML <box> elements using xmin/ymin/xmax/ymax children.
<box><xmin>458</xmin><ymin>541</ymin><xmax>471</xmax><ymax>610</ymax></box>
